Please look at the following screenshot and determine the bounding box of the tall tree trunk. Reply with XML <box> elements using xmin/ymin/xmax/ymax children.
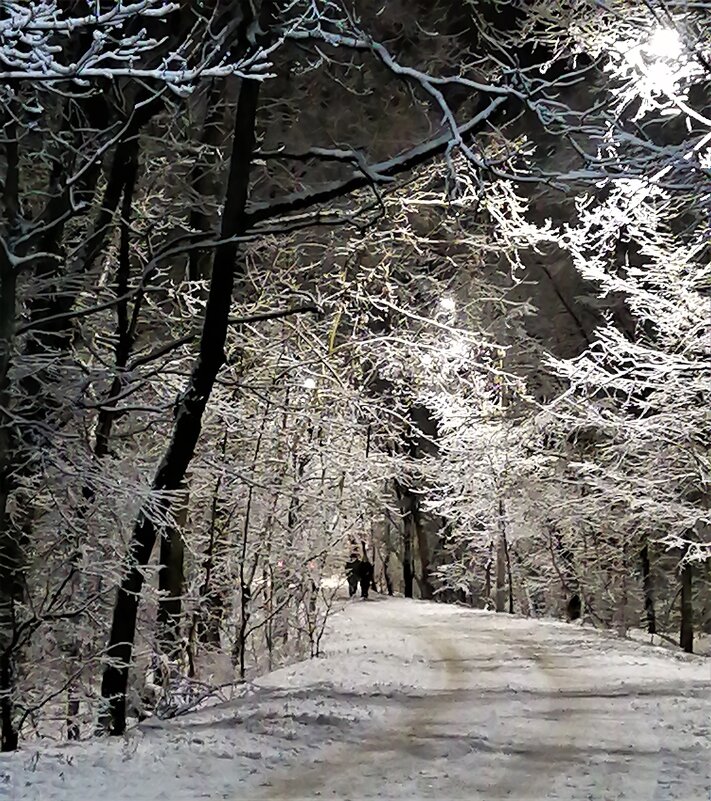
<box><xmin>157</xmin><ymin>487</ymin><xmax>188</xmax><ymax>657</ymax></box>
<box><xmin>503</xmin><ymin>535</ymin><xmax>514</xmax><ymax>614</ymax></box>
<box><xmin>188</xmin><ymin>81</ymin><xmax>227</xmax><ymax>281</ymax></box>
<box><xmin>394</xmin><ymin>480</ymin><xmax>417</xmax><ymax>599</ymax></box>
<box><xmin>484</xmin><ymin>539</ymin><xmax>493</xmax><ymax>605</ymax></box>
<box><xmin>415</xmin><ymin>513</ymin><xmax>434</xmax><ymax>600</ymax></box>
<box><xmin>0</xmin><ymin>651</ymin><xmax>17</xmax><ymax>752</ymax></box>
<box><xmin>0</xmin><ymin>77</ymin><xmax>154</xmax><ymax>754</ymax></box>
<box><xmin>615</xmin><ymin>540</ymin><xmax>628</xmax><ymax>636</ymax></box>
<box><xmin>234</xmin><ymin>401</ymin><xmax>270</xmax><ymax>678</ymax></box>
<box><xmin>499</xmin><ymin>499</ymin><xmax>514</xmax><ymax>614</ymax></box>
<box><xmin>195</xmin><ymin>433</ymin><xmax>228</xmax><ymax>648</ymax></box>
<box><xmin>0</xmin><ymin>117</ymin><xmax>20</xmax><ymax>753</ymax></box>
<box><xmin>495</xmin><ymin>535</ymin><xmax>507</xmax><ymax>613</ymax></box>
<box><xmin>100</xmin><ymin>61</ymin><xmax>264</xmax><ymax>735</ymax></box>
<box><xmin>680</xmin><ymin>552</ymin><xmax>694</xmax><ymax>654</ymax></box>
<box><xmin>403</xmin><ymin>524</ymin><xmax>414</xmax><ymax>599</ymax></box>
<box><xmin>640</xmin><ymin>542</ymin><xmax>656</xmax><ymax>635</ymax></box>
<box><xmin>65</xmin><ymin>140</ymin><xmax>142</xmax><ymax>739</ymax></box>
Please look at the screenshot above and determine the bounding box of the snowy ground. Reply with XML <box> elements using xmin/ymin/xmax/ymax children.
<box><xmin>3</xmin><ymin>597</ymin><xmax>710</xmax><ymax>800</ymax></box>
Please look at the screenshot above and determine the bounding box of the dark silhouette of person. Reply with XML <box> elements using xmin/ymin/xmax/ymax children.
<box><xmin>345</xmin><ymin>553</ymin><xmax>360</xmax><ymax>597</ymax></box>
<box><xmin>357</xmin><ymin>558</ymin><xmax>374</xmax><ymax>599</ymax></box>
<box><xmin>567</xmin><ymin>593</ymin><xmax>581</xmax><ymax>621</ymax></box>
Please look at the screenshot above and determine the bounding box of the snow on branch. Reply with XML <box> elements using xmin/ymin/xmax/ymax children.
<box><xmin>0</xmin><ymin>0</ymin><xmax>279</xmax><ymax>90</ymax></box>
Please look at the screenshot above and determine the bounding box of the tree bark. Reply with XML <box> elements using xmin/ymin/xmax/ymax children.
<box><xmin>499</xmin><ymin>500</ymin><xmax>514</xmax><ymax>614</ymax></box>
<box><xmin>157</xmin><ymin>487</ymin><xmax>188</xmax><ymax>657</ymax></box>
<box><xmin>403</xmin><ymin>525</ymin><xmax>414</xmax><ymax>599</ymax></box>
<box><xmin>503</xmin><ymin>534</ymin><xmax>514</xmax><ymax>614</ymax></box>
<box><xmin>484</xmin><ymin>539</ymin><xmax>493</xmax><ymax>606</ymax></box>
<box><xmin>100</xmin><ymin>58</ymin><xmax>265</xmax><ymax>734</ymax></box>
<box><xmin>93</xmin><ymin>139</ymin><xmax>141</xmax><ymax>458</ymax></box>
<box><xmin>0</xmin><ymin>117</ymin><xmax>20</xmax><ymax>753</ymax></box>
<box><xmin>394</xmin><ymin>481</ymin><xmax>416</xmax><ymax>599</ymax></box>
<box><xmin>382</xmin><ymin>552</ymin><xmax>394</xmax><ymax>596</ymax></box>
<box><xmin>615</xmin><ymin>541</ymin><xmax>628</xmax><ymax>636</ymax></box>
<box><xmin>640</xmin><ymin>542</ymin><xmax>656</xmax><ymax>635</ymax></box>
<box><xmin>495</xmin><ymin>535</ymin><xmax>507</xmax><ymax>613</ymax></box>
<box><xmin>188</xmin><ymin>81</ymin><xmax>227</xmax><ymax>281</ymax></box>
<box><xmin>415</xmin><ymin>511</ymin><xmax>434</xmax><ymax>600</ymax></box>
<box><xmin>680</xmin><ymin>553</ymin><xmax>693</xmax><ymax>654</ymax></box>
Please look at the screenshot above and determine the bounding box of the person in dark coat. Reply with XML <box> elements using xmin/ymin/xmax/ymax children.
<box><xmin>345</xmin><ymin>553</ymin><xmax>360</xmax><ymax>597</ymax></box>
<box><xmin>566</xmin><ymin>593</ymin><xmax>582</xmax><ymax>621</ymax></box>
<box><xmin>357</xmin><ymin>558</ymin><xmax>374</xmax><ymax>599</ymax></box>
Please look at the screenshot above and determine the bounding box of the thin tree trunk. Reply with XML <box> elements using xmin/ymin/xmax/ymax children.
<box><xmin>64</xmin><ymin>633</ymin><xmax>82</xmax><ymax>741</ymax></box>
<box><xmin>403</xmin><ymin>521</ymin><xmax>414</xmax><ymax>598</ymax></box>
<box><xmin>495</xmin><ymin>535</ymin><xmax>507</xmax><ymax>613</ymax></box>
<box><xmin>92</xmin><ymin>138</ymin><xmax>152</xmax><ymax>460</ymax></box>
<box><xmin>680</xmin><ymin>552</ymin><xmax>694</xmax><ymax>654</ymax></box>
<box><xmin>503</xmin><ymin>535</ymin><xmax>514</xmax><ymax>614</ymax></box>
<box><xmin>157</xmin><ymin>487</ymin><xmax>188</xmax><ymax>657</ymax></box>
<box><xmin>640</xmin><ymin>542</ymin><xmax>656</xmax><ymax>635</ymax></box>
<box><xmin>234</xmin><ymin>399</ymin><xmax>271</xmax><ymax>678</ymax></box>
<box><xmin>100</xmin><ymin>61</ymin><xmax>265</xmax><ymax>735</ymax></box>
<box><xmin>615</xmin><ymin>541</ymin><xmax>628</xmax><ymax>636</ymax></box>
<box><xmin>415</xmin><ymin>513</ymin><xmax>434</xmax><ymax>600</ymax></box>
<box><xmin>188</xmin><ymin>81</ymin><xmax>227</xmax><ymax>281</ymax></box>
<box><xmin>484</xmin><ymin>539</ymin><xmax>493</xmax><ymax>605</ymax></box>
<box><xmin>499</xmin><ymin>499</ymin><xmax>514</xmax><ymax>614</ymax></box>
<box><xmin>382</xmin><ymin>555</ymin><xmax>394</xmax><ymax>596</ymax></box>
<box><xmin>195</xmin><ymin>432</ymin><xmax>228</xmax><ymax>647</ymax></box>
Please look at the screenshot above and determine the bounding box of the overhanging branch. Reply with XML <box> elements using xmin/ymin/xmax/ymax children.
<box><xmin>244</xmin><ymin>96</ymin><xmax>509</xmax><ymax>228</ymax></box>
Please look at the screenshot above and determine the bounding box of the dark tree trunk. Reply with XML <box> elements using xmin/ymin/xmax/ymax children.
<box><xmin>415</xmin><ymin>514</ymin><xmax>434</xmax><ymax>600</ymax></box>
<box><xmin>66</xmin><ymin>698</ymin><xmax>81</xmax><ymax>742</ymax></box>
<box><xmin>234</xmin><ymin>407</ymin><xmax>269</xmax><ymax>679</ymax></box>
<box><xmin>495</xmin><ymin>536</ymin><xmax>507</xmax><ymax>613</ymax></box>
<box><xmin>0</xmin><ymin>125</ymin><xmax>20</xmax><ymax>753</ymax></box>
<box><xmin>484</xmin><ymin>540</ymin><xmax>493</xmax><ymax>605</ymax></box>
<box><xmin>394</xmin><ymin>480</ymin><xmax>417</xmax><ymax>599</ymax></box>
<box><xmin>503</xmin><ymin>534</ymin><xmax>514</xmax><ymax>614</ymax></box>
<box><xmin>382</xmin><ymin>554</ymin><xmax>394</xmax><ymax>596</ymax></box>
<box><xmin>680</xmin><ymin>554</ymin><xmax>693</xmax><ymax>654</ymax></box>
<box><xmin>94</xmin><ymin>138</ymin><xmax>141</xmax><ymax>459</ymax></box>
<box><xmin>403</xmin><ymin>530</ymin><xmax>414</xmax><ymax>599</ymax></box>
<box><xmin>157</xmin><ymin>496</ymin><xmax>187</xmax><ymax>658</ymax></box>
<box><xmin>195</xmin><ymin>432</ymin><xmax>228</xmax><ymax>648</ymax></box>
<box><xmin>188</xmin><ymin>81</ymin><xmax>227</xmax><ymax>281</ymax></box>
<box><xmin>0</xmin><ymin>74</ymin><xmax>157</xmax><ymax>755</ymax></box>
<box><xmin>0</xmin><ymin>650</ymin><xmax>18</xmax><ymax>752</ymax></box>
<box><xmin>640</xmin><ymin>542</ymin><xmax>656</xmax><ymax>635</ymax></box>
<box><xmin>100</xmin><ymin>64</ymin><xmax>264</xmax><ymax>735</ymax></box>
<box><xmin>499</xmin><ymin>500</ymin><xmax>514</xmax><ymax>614</ymax></box>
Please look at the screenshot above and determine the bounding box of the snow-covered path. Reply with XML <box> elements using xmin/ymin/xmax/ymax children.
<box><xmin>4</xmin><ymin>598</ymin><xmax>711</xmax><ymax>800</ymax></box>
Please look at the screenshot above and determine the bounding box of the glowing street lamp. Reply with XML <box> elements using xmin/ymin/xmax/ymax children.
<box><xmin>302</xmin><ymin>377</ymin><xmax>316</xmax><ymax>390</ymax></box>
<box><xmin>439</xmin><ymin>297</ymin><xmax>456</xmax><ymax>313</ymax></box>
<box><xmin>645</xmin><ymin>27</ymin><xmax>683</xmax><ymax>61</ymax></box>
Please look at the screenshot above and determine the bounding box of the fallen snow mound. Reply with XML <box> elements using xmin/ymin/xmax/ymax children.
<box><xmin>3</xmin><ymin>598</ymin><xmax>710</xmax><ymax>800</ymax></box>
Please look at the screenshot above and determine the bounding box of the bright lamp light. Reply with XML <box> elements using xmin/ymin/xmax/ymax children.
<box><xmin>646</xmin><ymin>28</ymin><xmax>683</xmax><ymax>60</ymax></box>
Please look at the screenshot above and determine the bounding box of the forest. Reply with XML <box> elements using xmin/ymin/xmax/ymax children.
<box><xmin>0</xmin><ymin>0</ymin><xmax>709</xmax><ymax>751</ymax></box>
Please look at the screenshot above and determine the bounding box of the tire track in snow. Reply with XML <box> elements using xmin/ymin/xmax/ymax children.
<box><xmin>258</xmin><ymin>610</ymin><xmax>592</xmax><ymax>800</ymax></box>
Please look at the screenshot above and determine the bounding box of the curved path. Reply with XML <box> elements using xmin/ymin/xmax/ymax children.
<box><xmin>7</xmin><ymin>597</ymin><xmax>711</xmax><ymax>800</ymax></box>
<box><xmin>254</xmin><ymin>598</ymin><xmax>710</xmax><ymax>800</ymax></box>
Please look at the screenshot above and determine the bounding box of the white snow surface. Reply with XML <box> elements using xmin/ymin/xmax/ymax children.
<box><xmin>3</xmin><ymin>598</ymin><xmax>711</xmax><ymax>800</ymax></box>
